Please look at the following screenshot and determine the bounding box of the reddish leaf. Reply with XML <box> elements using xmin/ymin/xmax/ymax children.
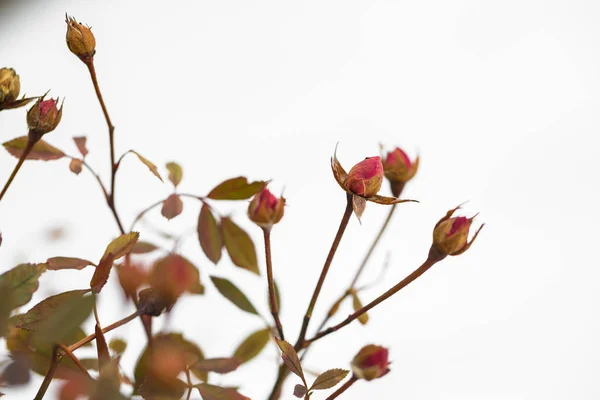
<box><xmin>192</xmin><ymin>357</ymin><xmax>241</xmax><ymax>374</ymax></box>
<box><xmin>0</xmin><ymin>263</ymin><xmax>46</xmax><ymax>308</ymax></box>
<box><xmin>46</xmin><ymin>257</ymin><xmax>94</xmax><ymax>271</ymax></box>
<box><xmin>210</xmin><ymin>276</ymin><xmax>258</xmax><ymax>315</ymax></box>
<box><xmin>221</xmin><ymin>217</ymin><xmax>258</xmax><ymax>274</ymax></box>
<box><xmin>69</xmin><ymin>158</ymin><xmax>83</xmax><ymax>175</ymax></box>
<box><xmin>166</xmin><ymin>162</ymin><xmax>183</xmax><ymax>187</ymax></box>
<box><xmin>95</xmin><ymin>324</ymin><xmax>110</xmax><ymax>371</ymax></box>
<box><xmin>196</xmin><ymin>383</ymin><xmax>249</xmax><ymax>400</ymax></box>
<box><xmin>131</xmin><ymin>150</ymin><xmax>163</xmax><ymax>182</ymax></box>
<box><xmin>293</xmin><ymin>384</ymin><xmax>307</xmax><ymax>398</ymax></box>
<box><xmin>233</xmin><ymin>328</ymin><xmax>271</xmax><ymax>363</ymax></box>
<box><xmin>207</xmin><ymin>177</ymin><xmax>265</xmax><ymax>200</ymax></box>
<box><xmin>310</xmin><ymin>368</ymin><xmax>350</xmax><ymax>390</ymax></box>
<box><xmin>3</xmin><ymin>136</ymin><xmax>65</xmax><ymax>160</ymax></box>
<box><xmin>90</xmin><ymin>253</ymin><xmax>115</xmax><ymax>294</ymax></box>
<box><xmin>197</xmin><ymin>204</ymin><xmax>223</xmax><ymax>264</ymax></box>
<box><xmin>131</xmin><ymin>241</ymin><xmax>159</xmax><ymax>254</ymax></box>
<box><xmin>276</xmin><ymin>339</ymin><xmax>305</xmax><ymax>383</ymax></box>
<box><xmin>73</xmin><ymin>136</ymin><xmax>88</xmax><ymax>157</ymax></box>
<box><xmin>161</xmin><ymin>194</ymin><xmax>183</xmax><ymax>220</ymax></box>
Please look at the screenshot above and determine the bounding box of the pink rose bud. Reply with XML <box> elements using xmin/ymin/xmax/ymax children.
<box><xmin>382</xmin><ymin>147</ymin><xmax>419</xmax><ymax>196</ymax></box>
<box><xmin>26</xmin><ymin>96</ymin><xmax>63</xmax><ymax>140</ymax></box>
<box><xmin>343</xmin><ymin>156</ymin><xmax>383</xmax><ymax>197</ymax></box>
<box><xmin>432</xmin><ymin>207</ymin><xmax>483</xmax><ymax>257</ymax></box>
<box><xmin>248</xmin><ymin>187</ymin><xmax>285</xmax><ymax>229</ymax></box>
<box><xmin>351</xmin><ymin>344</ymin><xmax>391</xmax><ymax>381</ymax></box>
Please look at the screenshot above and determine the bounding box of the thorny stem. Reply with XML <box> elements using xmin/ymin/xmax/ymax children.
<box><xmin>263</xmin><ymin>227</ymin><xmax>285</xmax><ymax>340</ymax></box>
<box><xmin>0</xmin><ymin>138</ymin><xmax>35</xmax><ymax>203</ymax></box>
<box><xmin>305</xmin><ymin>248</ymin><xmax>445</xmax><ymax>346</ymax></box>
<box><xmin>294</xmin><ymin>193</ymin><xmax>353</xmax><ymax>352</ymax></box>
<box><xmin>325</xmin><ymin>376</ymin><xmax>358</xmax><ymax>400</ymax></box>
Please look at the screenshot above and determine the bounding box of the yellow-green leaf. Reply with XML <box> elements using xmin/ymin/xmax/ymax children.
<box><xmin>131</xmin><ymin>150</ymin><xmax>163</xmax><ymax>182</ymax></box>
<box><xmin>192</xmin><ymin>357</ymin><xmax>241</xmax><ymax>374</ymax></box>
<box><xmin>207</xmin><ymin>177</ymin><xmax>265</xmax><ymax>200</ymax></box>
<box><xmin>197</xmin><ymin>204</ymin><xmax>223</xmax><ymax>264</ymax></box>
<box><xmin>17</xmin><ymin>289</ymin><xmax>90</xmax><ymax>331</ymax></box>
<box><xmin>166</xmin><ymin>162</ymin><xmax>183</xmax><ymax>187</ymax></box>
<box><xmin>310</xmin><ymin>368</ymin><xmax>349</xmax><ymax>391</ymax></box>
<box><xmin>233</xmin><ymin>327</ymin><xmax>270</xmax><ymax>363</ymax></box>
<box><xmin>352</xmin><ymin>292</ymin><xmax>369</xmax><ymax>325</ymax></box>
<box><xmin>0</xmin><ymin>263</ymin><xmax>46</xmax><ymax>308</ymax></box>
<box><xmin>210</xmin><ymin>276</ymin><xmax>258</xmax><ymax>315</ymax></box>
<box><xmin>196</xmin><ymin>383</ymin><xmax>249</xmax><ymax>400</ymax></box>
<box><xmin>276</xmin><ymin>339</ymin><xmax>305</xmax><ymax>383</ymax></box>
<box><xmin>221</xmin><ymin>217</ymin><xmax>258</xmax><ymax>274</ymax></box>
<box><xmin>131</xmin><ymin>241</ymin><xmax>158</xmax><ymax>254</ymax></box>
<box><xmin>3</xmin><ymin>136</ymin><xmax>65</xmax><ymax>161</ymax></box>
<box><xmin>101</xmin><ymin>232</ymin><xmax>140</xmax><ymax>261</ymax></box>
<box><xmin>109</xmin><ymin>338</ymin><xmax>127</xmax><ymax>354</ymax></box>
<box><xmin>46</xmin><ymin>257</ymin><xmax>94</xmax><ymax>271</ymax></box>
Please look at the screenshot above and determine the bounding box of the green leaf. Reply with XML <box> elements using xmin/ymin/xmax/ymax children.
<box><xmin>276</xmin><ymin>339</ymin><xmax>305</xmax><ymax>384</ymax></box>
<box><xmin>233</xmin><ymin>327</ymin><xmax>271</xmax><ymax>363</ymax></box>
<box><xmin>3</xmin><ymin>136</ymin><xmax>65</xmax><ymax>160</ymax></box>
<box><xmin>131</xmin><ymin>150</ymin><xmax>163</xmax><ymax>182</ymax></box>
<box><xmin>197</xmin><ymin>204</ymin><xmax>223</xmax><ymax>264</ymax></box>
<box><xmin>352</xmin><ymin>292</ymin><xmax>369</xmax><ymax>325</ymax></box>
<box><xmin>192</xmin><ymin>357</ymin><xmax>241</xmax><ymax>374</ymax></box>
<box><xmin>210</xmin><ymin>276</ymin><xmax>258</xmax><ymax>315</ymax></box>
<box><xmin>101</xmin><ymin>232</ymin><xmax>140</xmax><ymax>261</ymax></box>
<box><xmin>131</xmin><ymin>241</ymin><xmax>159</xmax><ymax>254</ymax></box>
<box><xmin>196</xmin><ymin>383</ymin><xmax>249</xmax><ymax>400</ymax></box>
<box><xmin>207</xmin><ymin>176</ymin><xmax>265</xmax><ymax>200</ymax></box>
<box><xmin>0</xmin><ymin>263</ymin><xmax>46</xmax><ymax>308</ymax></box>
<box><xmin>310</xmin><ymin>368</ymin><xmax>350</xmax><ymax>390</ymax></box>
<box><xmin>46</xmin><ymin>257</ymin><xmax>94</xmax><ymax>271</ymax></box>
<box><xmin>221</xmin><ymin>217</ymin><xmax>258</xmax><ymax>275</ymax></box>
<box><xmin>166</xmin><ymin>162</ymin><xmax>183</xmax><ymax>187</ymax></box>
<box><xmin>109</xmin><ymin>338</ymin><xmax>127</xmax><ymax>354</ymax></box>
<box><xmin>17</xmin><ymin>289</ymin><xmax>91</xmax><ymax>331</ymax></box>
<box><xmin>161</xmin><ymin>194</ymin><xmax>183</xmax><ymax>220</ymax></box>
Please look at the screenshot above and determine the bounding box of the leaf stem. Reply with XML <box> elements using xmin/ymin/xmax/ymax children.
<box><xmin>0</xmin><ymin>137</ymin><xmax>35</xmax><ymax>203</ymax></box>
<box><xmin>325</xmin><ymin>376</ymin><xmax>358</xmax><ymax>400</ymax></box>
<box><xmin>263</xmin><ymin>227</ymin><xmax>285</xmax><ymax>340</ymax></box>
<box><xmin>69</xmin><ymin>310</ymin><xmax>141</xmax><ymax>352</ymax></box>
<box><xmin>57</xmin><ymin>344</ymin><xmax>91</xmax><ymax>380</ymax></box>
<box><xmin>33</xmin><ymin>346</ymin><xmax>60</xmax><ymax>400</ymax></box>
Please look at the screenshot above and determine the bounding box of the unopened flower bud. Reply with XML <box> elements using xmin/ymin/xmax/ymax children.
<box><xmin>65</xmin><ymin>16</ymin><xmax>96</xmax><ymax>62</ymax></box>
<box><xmin>0</xmin><ymin>68</ymin><xmax>20</xmax><ymax>106</ymax></box>
<box><xmin>382</xmin><ymin>146</ymin><xmax>419</xmax><ymax>196</ymax></box>
<box><xmin>27</xmin><ymin>96</ymin><xmax>63</xmax><ymax>140</ymax></box>
<box><xmin>351</xmin><ymin>345</ymin><xmax>391</xmax><ymax>381</ymax></box>
<box><xmin>343</xmin><ymin>156</ymin><xmax>383</xmax><ymax>197</ymax></box>
<box><xmin>432</xmin><ymin>206</ymin><xmax>483</xmax><ymax>257</ymax></box>
<box><xmin>248</xmin><ymin>187</ymin><xmax>285</xmax><ymax>229</ymax></box>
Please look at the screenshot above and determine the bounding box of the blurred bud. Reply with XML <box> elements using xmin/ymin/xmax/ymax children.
<box><xmin>432</xmin><ymin>206</ymin><xmax>483</xmax><ymax>257</ymax></box>
<box><xmin>351</xmin><ymin>345</ymin><xmax>390</xmax><ymax>381</ymax></box>
<box><xmin>382</xmin><ymin>146</ymin><xmax>419</xmax><ymax>197</ymax></box>
<box><xmin>149</xmin><ymin>254</ymin><xmax>202</xmax><ymax>306</ymax></box>
<box><xmin>343</xmin><ymin>156</ymin><xmax>383</xmax><ymax>197</ymax></box>
<box><xmin>117</xmin><ymin>262</ymin><xmax>148</xmax><ymax>299</ymax></box>
<box><xmin>27</xmin><ymin>96</ymin><xmax>63</xmax><ymax>140</ymax></box>
<box><xmin>0</xmin><ymin>68</ymin><xmax>20</xmax><ymax>106</ymax></box>
<box><xmin>65</xmin><ymin>15</ymin><xmax>96</xmax><ymax>62</ymax></box>
<box><xmin>138</xmin><ymin>288</ymin><xmax>168</xmax><ymax>317</ymax></box>
<box><xmin>248</xmin><ymin>187</ymin><xmax>285</xmax><ymax>229</ymax></box>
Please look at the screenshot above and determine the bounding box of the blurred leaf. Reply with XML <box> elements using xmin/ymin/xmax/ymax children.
<box><xmin>90</xmin><ymin>253</ymin><xmax>115</xmax><ymax>294</ymax></box>
<box><xmin>197</xmin><ymin>204</ymin><xmax>223</xmax><ymax>264</ymax></box>
<box><xmin>276</xmin><ymin>339</ymin><xmax>305</xmax><ymax>383</ymax></box>
<box><xmin>221</xmin><ymin>217</ymin><xmax>258</xmax><ymax>275</ymax></box>
<box><xmin>138</xmin><ymin>377</ymin><xmax>186</xmax><ymax>400</ymax></box>
<box><xmin>161</xmin><ymin>194</ymin><xmax>183</xmax><ymax>220</ymax></box>
<box><xmin>101</xmin><ymin>232</ymin><xmax>140</xmax><ymax>261</ymax></box>
<box><xmin>210</xmin><ymin>276</ymin><xmax>258</xmax><ymax>315</ymax></box>
<box><xmin>196</xmin><ymin>383</ymin><xmax>249</xmax><ymax>400</ymax></box>
<box><xmin>310</xmin><ymin>369</ymin><xmax>349</xmax><ymax>390</ymax></box>
<box><xmin>1</xmin><ymin>354</ymin><xmax>31</xmax><ymax>386</ymax></box>
<box><xmin>0</xmin><ymin>263</ymin><xmax>46</xmax><ymax>309</ymax></box>
<box><xmin>207</xmin><ymin>177</ymin><xmax>265</xmax><ymax>200</ymax></box>
<box><xmin>131</xmin><ymin>241</ymin><xmax>159</xmax><ymax>254</ymax></box>
<box><xmin>79</xmin><ymin>358</ymin><xmax>99</xmax><ymax>371</ymax></box>
<box><xmin>131</xmin><ymin>150</ymin><xmax>163</xmax><ymax>182</ymax></box>
<box><xmin>192</xmin><ymin>357</ymin><xmax>241</xmax><ymax>374</ymax></box>
<box><xmin>293</xmin><ymin>384</ymin><xmax>307</xmax><ymax>398</ymax></box>
<box><xmin>95</xmin><ymin>324</ymin><xmax>110</xmax><ymax>372</ymax></box>
<box><xmin>46</xmin><ymin>257</ymin><xmax>94</xmax><ymax>271</ymax></box>
<box><xmin>3</xmin><ymin>136</ymin><xmax>65</xmax><ymax>160</ymax></box>
<box><xmin>69</xmin><ymin>158</ymin><xmax>83</xmax><ymax>175</ymax></box>
<box><xmin>233</xmin><ymin>327</ymin><xmax>270</xmax><ymax>363</ymax></box>
<box><xmin>17</xmin><ymin>289</ymin><xmax>90</xmax><ymax>331</ymax></box>
<box><xmin>73</xmin><ymin>136</ymin><xmax>88</xmax><ymax>157</ymax></box>
<box><xmin>165</xmin><ymin>162</ymin><xmax>183</xmax><ymax>187</ymax></box>
<box><xmin>109</xmin><ymin>338</ymin><xmax>127</xmax><ymax>354</ymax></box>
<box><xmin>352</xmin><ymin>292</ymin><xmax>369</xmax><ymax>325</ymax></box>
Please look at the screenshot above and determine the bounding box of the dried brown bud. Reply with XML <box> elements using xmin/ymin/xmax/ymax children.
<box><xmin>26</xmin><ymin>95</ymin><xmax>63</xmax><ymax>140</ymax></box>
<box><xmin>65</xmin><ymin>15</ymin><xmax>96</xmax><ymax>62</ymax></box>
<box><xmin>0</xmin><ymin>68</ymin><xmax>20</xmax><ymax>106</ymax></box>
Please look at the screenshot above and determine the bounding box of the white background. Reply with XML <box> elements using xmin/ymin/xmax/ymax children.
<box><xmin>1</xmin><ymin>0</ymin><xmax>599</xmax><ymax>399</ymax></box>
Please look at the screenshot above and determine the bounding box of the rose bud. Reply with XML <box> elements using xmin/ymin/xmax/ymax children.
<box><xmin>351</xmin><ymin>344</ymin><xmax>391</xmax><ymax>381</ymax></box>
<box><xmin>65</xmin><ymin>15</ymin><xmax>96</xmax><ymax>63</ymax></box>
<box><xmin>343</xmin><ymin>156</ymin><xmax>383</xmax><ymax>197</ymax></box>
<box><xmin>26</xmin><ymin>96</ymin><xmax>63</xmax><ymax>140</ymax></box>
<box><xmin>382</xmin><ymin>146</ymin><xmax>419</xmax><ymax>197</ymax></box>
<box><xmin>248</xmin><ymin>187</ymin><xmax>285</xmax><ymax>229</ymax></box>
<box><xmin>0</xmin><ymin>68</ymin><xmax>20</xmax><ymax>106</ymax></box>
<box><xmin>431</xmin><ymin>206</ymin><xmax>483</xmax><ymax>258</ymax></box>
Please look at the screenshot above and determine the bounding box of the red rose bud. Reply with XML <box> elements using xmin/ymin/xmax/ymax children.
<box><xmin>65</xmin><ymin>15</ymin><xmax>96</xmax><ymax>62</ymax></box>
<box><xmin>351</xmin><ymin>344</ymin><xmax>391</xmax><ymax>381</ymax></box>
<box><xmin>0</xmin><ymin>68</ymin><xmax>20</xmax><ymax>106</ymax></box>
<box><xmin>343</xmin><ymin>156</ymin><xmax>383</xmax><ymax>197</ymax></box>
<box><xmin>248</xmin><ymin>187</ymin><xmax>285</xmax><ymax>228</ymax></box>
<box><xmin>432</xmin><ymin>206</ymin><xmax>483</xmax><ymax>257</ymax></box>
<box><xmin>382</xmin><ymin>146</ymin><xmax>419</xmax><ymax>196</ymax></box>
<box><xmin>26</xmin><ymin>96</ymin><xmax>63</xmax><ymax>140</ymax></box>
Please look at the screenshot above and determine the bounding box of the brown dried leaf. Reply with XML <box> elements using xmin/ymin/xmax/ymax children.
<box><xmin>330</xmin><ymin>143</ymin><xmax>348</xmax><ymax>191</ymax></box>
<box><xmin>352</xmin><ymin>292</ymin><xmax>369</xmax><ymax>325</ymax></box>
<box><xmin>69</xmin><ymin>158</ymin><xmax>83</xmax><ymax>175</ymax></box>
<box><xmin>293</xmin><ymin>384</ymin><xmax>307</xmax><ymax>398</ymax></box>
<box><xmin>276</xmin><ymin>339</ymin><xmax>305</xmax><ymax>384</ymax></box>
<box><xmin>46</xmin><ymin>257</ymin><xmax>94</xmax><ymax>271</ymax></box>
<box><xmin>233</xmin><ymin>327</ymin><xmax>271</xmax><ymax>363</ymax></box>
<box><xmin>165</xmin><ymin>162</ymin><xmax>183</xmax><ymax>187</ymax></box>
<box><xmin>73</xmin><ymin>136</ymin><xmax>88</xmax><ymax>157</ymax></box>
<box><xmin>207</xmin><ymin>176</ymin><xmax>265</xmax><ymax>200</ymax></box>
<box><xmin>210</xmin><ymin>276</ymin><xmax>258</xmax><ymax>315</ymax></box>
<box><xmin>131</xmin><ymin>241</ymin><xmax>158</xmax><ymax>254</ymax></box>
<box><xmin>161</xmin><ymin>194</ymin><xmax>183</xmax><ymax>220</ymax></box>
<box><xmin>368</xmin><ymin>195</ymin><xmax>418</xmax><ymax>205</ymax></box>
<box><xmin>221</xmin><ymin>217</ymin><xmax>258</xmax><ymax>275</ymax></box>
<box><xmin>101</xmin><ymin>232</ymin><xmax>140</xmax><ymax>261</ymax></box>
<box><xmin>192</xmin><ymin>357</ymin><xmax>241</xmax><ymax>374</ymax></box>
<box><xmin>0</xmin><ymin>263</ymin><xmax>46</xmax><ymax>308</ymax></box>
<box><xmin>197</xmin><ymin>204</ymin><xmax>223</xmax><ymax>264</ymax></box>
<box><xmin>131</xmin><ymin>150</ymin><xmax>163</xmax><ymax>182</ymax></box>
<box><xmin>310</xmin><ymin>368</ymin><xmax>350</xmax><ymax>391</ymax></box>
<box><xmin>352</xmin><ymin>194</ymin><xmax>366</xmax><ymax>223</ymax></box>
<box><xmin>196</xmin><ymin>383</ymin><xmax>249</xmax><ymax>400</ymax></box>
<box><xmin>3</xmin><ymin>136</ymin><xmax>65</xmax><ymax>161</ymax></box>
<box><xmin>90</xmin><ymin>253</ymin><xmax>115</xmax><ymax>294</ymax></box>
